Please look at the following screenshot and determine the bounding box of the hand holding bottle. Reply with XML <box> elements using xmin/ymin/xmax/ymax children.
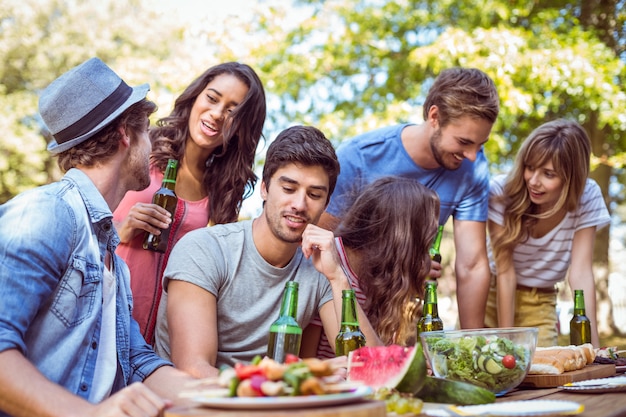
<box><xmin>115</xmin><ymin>203</ymin><xmax>173</xmax><ymax>244</ymax></box>
<box><xmin>426</xmin><ymin>225</ymin><xmax>444</xmax><ymax>279</ymax></box>
<box><xmin>143</xmin><ymin>159</ymin><xmax>179</xmax><ymax>252</ymax></box>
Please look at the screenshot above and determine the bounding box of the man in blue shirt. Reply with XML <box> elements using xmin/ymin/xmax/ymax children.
<box><xmin>0</xmin><ymin>58</ymin><xmax>193</xmax><ymax>417</ymax></box>
<box><xmin>321</xmin><ymin>68</ymin><xmax>499</xmax><ymax>329</ymax></box>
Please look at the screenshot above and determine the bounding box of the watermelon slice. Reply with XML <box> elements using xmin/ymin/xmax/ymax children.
<box><xmin>347</xmin><ymin>344</ymin><xmax>427</xmax><ymax>394</ymax></box>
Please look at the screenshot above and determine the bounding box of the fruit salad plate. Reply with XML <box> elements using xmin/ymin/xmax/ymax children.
<box><xmin>191</xmin><ymin>385</ymin><xmax>373</xmax><ymax>410</ymax></box>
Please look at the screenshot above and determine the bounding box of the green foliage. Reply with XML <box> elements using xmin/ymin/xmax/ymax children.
<box><xmin>250</xmin><ymin>0</ymin><xmax>626</xmax><ymax>162</ymax></box>
<box><xmin>0</xmin><ymin>0</ymin><xmax>187</xmax><ymax>202</ymax></box>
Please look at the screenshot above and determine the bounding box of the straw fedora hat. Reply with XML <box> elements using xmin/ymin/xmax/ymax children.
<box><xmin>40</xmin><ymin>57</ymin><xmax>150</xmax><ymax>154</ymax></box>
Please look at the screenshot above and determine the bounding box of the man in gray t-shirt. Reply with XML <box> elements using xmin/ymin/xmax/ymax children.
<box><xmin>154</xmin><ymin>126</ymin><xmax>382</xmax><ymax>378</ymax></box>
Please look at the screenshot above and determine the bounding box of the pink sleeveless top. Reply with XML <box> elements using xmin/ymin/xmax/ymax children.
<box><xmin>114</xmin><ymin>167</ymin><xmax>209</xmax><ymax>344</ymax></box>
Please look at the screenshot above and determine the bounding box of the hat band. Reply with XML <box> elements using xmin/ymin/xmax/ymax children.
<box><xmin>54</xmin><ymin>81</ymin><xmax>133</xmax><ymax>144</ymax></box>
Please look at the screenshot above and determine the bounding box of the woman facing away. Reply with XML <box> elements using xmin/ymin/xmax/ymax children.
<box><xmin>485</xmin><ymin>119</ymin><xmax>610</xmax><ymax>347</ymax></box>
<box><xmin>114</xmin><ymin>62</ymin><xmax>266</xmax><ymax>344</ymax></box>
<box><xmin>302</xmin><ymin>176</ymin><xmax>440</xmax><ymax>358</ymax></box>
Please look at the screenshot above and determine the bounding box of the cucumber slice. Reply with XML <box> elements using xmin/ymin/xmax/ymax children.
<box><xmin>484</xmin><ymin>358</ymin><xmax>502</xmax><ymax>375</ymax></box>
<box><xmin>477</xmin><ymin>355</ymin><xmax>488</xmax><ymax>372</ymax></box>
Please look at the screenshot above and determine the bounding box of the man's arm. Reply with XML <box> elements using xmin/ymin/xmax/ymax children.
<box><xmin>453</xmin><ymin>219</ymin><xmax>490</xmax><ymax>329</ymax></box>
<box><xmin>0</xmin><ymin>349</ymin><xmax>172</xmax><ymax>417</ymax></box>
<box><xmin>166</xmin><ymin>280</ymin><xmax>220</xmax><ymax>378</ymax></box>
<box><xmin>487</xmin><ymin>220</ymin><xmax>516</xmax><ymax>327</ymax></box>
<box><xmin>143</xmin><ymin>365</ymin><xmax>197</xmax><ymax>407</ymax></box>
<box><xmin>0</xmin><ymin>349</ymin><xmax>91</xmax><ymax>417</ymax></box>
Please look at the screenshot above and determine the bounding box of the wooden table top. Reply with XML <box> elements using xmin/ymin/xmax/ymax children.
<box><xmin>167</xmin><ymin>373</ymin><xmax>626</xmax><ymax>417</ymax></box>
<box><xmin>490</xmin><ymin>385</ymin><xmax>626</xmax><ymax>417</ymax></box>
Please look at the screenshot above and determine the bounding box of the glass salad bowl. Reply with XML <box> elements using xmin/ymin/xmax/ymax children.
<box><xmin>420</xmin><ymin>327</ymin><xmax>538</xmax><ymax>396</ymax></box>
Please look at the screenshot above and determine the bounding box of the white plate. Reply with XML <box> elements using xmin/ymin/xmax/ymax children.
<box><xmin>560</xmin><ymin>375</ymin><xmax>626</xmax><ymax>393</ymax></box>
<box><xmin>446</xmin><ymin>400</ymin><xmax>583</xmax><ymax>416</ymax></box>
<box><xmin>192</xmin><ymin>386</ymin><xmax>373</xmax><ymax>410</ymax></box>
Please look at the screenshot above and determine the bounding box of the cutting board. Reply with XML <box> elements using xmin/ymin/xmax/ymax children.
<box><xmin>520</xmin><ymin>363</ymin><xmax>616</xmax><ymax>388</ymax></box>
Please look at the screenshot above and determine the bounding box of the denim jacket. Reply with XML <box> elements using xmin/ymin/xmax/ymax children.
<box><xmin>0</xmin><ymin>169</ymin><xmax>171</xmax><ymax>406</ymax></box>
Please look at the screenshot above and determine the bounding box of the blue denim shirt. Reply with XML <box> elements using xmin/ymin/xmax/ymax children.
<box><xmin>0</xmin><ymin>169</ymin><xmax>171</xmax><ymax>407</ymax></box>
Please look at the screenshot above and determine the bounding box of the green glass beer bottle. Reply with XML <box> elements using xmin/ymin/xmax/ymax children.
<box><xmin>570</xmin><ymin>289</ymin><xmax>591</xmax><ymax>345</ymax></box>
<box><xmin>267</xmin><ymin>281</ymin><xmax>302</xmax><ymax>363</ymax></box>
<box><xmin>335</xmin><ymin>289</ymin><xmax>366</xmax><ymax>356</ymax></box>
<box><xmin>143</xmin><ymin>159</ymin><xmax>179</xmax><ymax>253</ymax></box>
<box><xmin>417</xmin><ymin>281</ymin><xmax>444</xmax><ymax>335</ymax></box>
<box><xmin>429</xmin><ymin>225</ymin><xmax>444</xmax><ymax>264</ymax></box>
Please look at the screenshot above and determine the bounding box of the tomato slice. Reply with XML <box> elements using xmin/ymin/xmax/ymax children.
<box><xmin>285</xmin><ymin>353</ymin><xmax>300</xmax><ymax>364</ymax></box>
<box><xmin>234</xmin><ymin>362</ymin><xmax>264</xmax><ymax>380</ymax></box>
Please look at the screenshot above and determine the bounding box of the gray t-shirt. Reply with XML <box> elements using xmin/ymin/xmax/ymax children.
<box><xmin>154</xmin><ymin>220</ymin><xmax>333</xmax><ymax>367</ymax></box>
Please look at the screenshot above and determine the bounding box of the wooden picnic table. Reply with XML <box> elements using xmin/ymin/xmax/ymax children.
<box><xmin>166</xmin><ymin>373</ymin><xmax>626</xmax><ymax>417</ymax></box>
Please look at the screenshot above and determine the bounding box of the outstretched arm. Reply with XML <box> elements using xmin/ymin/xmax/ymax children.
<box><xmin>453</xmin><ymin>219</ymin><xmax>490</xmax><ymax>329</ymax></box>
<box><xmin>0</xmin><ymin>349</ymin><xmax>173</xmax><ymax>417</ymax></box>
<box><xmin>488</xmin><ymin>220</ymin><xmax>517</xmax><ymax>327</ymax></box>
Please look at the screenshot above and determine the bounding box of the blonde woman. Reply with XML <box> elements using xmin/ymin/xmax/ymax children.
<box><xmin>486</xmin><ymin>119</ymin><xmax>610</xmax><ymax>347</ymax></box>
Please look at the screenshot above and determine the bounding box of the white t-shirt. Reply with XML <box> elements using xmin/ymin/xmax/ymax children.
<box><xmin>89</xmin><ymin>264</ymin><xmax>117</xmax><ymax>403</ymax></box>
<box><xmin>487</xmin><ymin>175</ymin><xmax>610</xmax><ymax>288</ymax></box>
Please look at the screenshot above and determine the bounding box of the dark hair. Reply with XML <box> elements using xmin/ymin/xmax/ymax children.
<box><xmin>150</xmin><ymin>62</ymin><xmax>266</xmax><ymax>224</ymax></box>
<box><xmin>57</xmin><ymin>99</ymin><xmax>157</xmax><ymax>172</ymax></box>
<box><xmin>423</xmin><ymin>67</ymin><xmax>499</xmax><ymax>127</ymax></box>
<box><xmin>262</xmin><ymin>126</ymin><xmax>340</xmax><ymax>203</ymax></box>
<box><xmin>336</xmin><ymin>176</ymin><xmax>440</xmax><ymax>345</ymax></box>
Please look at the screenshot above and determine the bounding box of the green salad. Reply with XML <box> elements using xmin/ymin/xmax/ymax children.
<box><xmin>423</xmin><ymin>334</ymin><xmax>530</xmax><ymax>395</ymax></box>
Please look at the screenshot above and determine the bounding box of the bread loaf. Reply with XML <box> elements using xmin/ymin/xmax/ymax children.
<box><xmin>579</xmin><ymin>343</ymin><xmax>596</xmax><ymax>364</ymax></box>
<box><xmin>528</xmin><ymin>353</ymin><xmax>565</xmax><ymax>375</ymax></box>
<box><xmin>529</xmin><ymin>345</ymin><xmax>592</xmax><ymax>375</ymax></box>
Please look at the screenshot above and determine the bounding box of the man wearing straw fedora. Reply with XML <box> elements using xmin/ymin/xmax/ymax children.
<box><xmin>0</xmin><ymin>58</ymin><xmax>194</xmax><ymax>417</ymax></box>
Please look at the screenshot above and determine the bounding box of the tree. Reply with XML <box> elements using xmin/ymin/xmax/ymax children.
<box><xmin>0</xmin><ymin>0</ymin><xmax>192</xmax><ymax>202</ymax></box>
<box><xmin>241</xmin><ymin>0</ymin><xmax>626</xmax><ymax>335</ymax></box>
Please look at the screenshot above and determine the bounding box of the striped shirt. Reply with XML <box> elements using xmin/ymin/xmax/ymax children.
<box><xmin>487</xmin><ymin>175</ymin><xmax>610</xmax><ymax>288</ymax></box>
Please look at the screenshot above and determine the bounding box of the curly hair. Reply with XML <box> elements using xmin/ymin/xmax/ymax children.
<box><xmin>336</xmin><ymin>176</ymin><xmax>440</xmax><ymax>345</ymax></box>
<box><xmin>56</xmin><ymin>99</ymin><xmax>157</xmax><ymax>172</ymax></box>
<box><xmin>149</xmin><ymin>62</ymin><xmax>266</xmax><ymax>224</ymax></box>
<box><xmin>491</xmin><ymin>119</ymin><xmax>591</xmax><ymax>270</ymax></box>
<box><xmin>423</xmin><ymin>67</ymin><xmax>499</xmax><ymax>127</ymax></box>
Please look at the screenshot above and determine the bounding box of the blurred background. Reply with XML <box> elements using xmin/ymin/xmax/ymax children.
<box><xmin>1</xmin><ymin>0</ymin><xmax>625</xmax><ymax>344</ymax></box>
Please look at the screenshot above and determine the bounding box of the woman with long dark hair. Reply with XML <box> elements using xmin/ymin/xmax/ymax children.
<box><xmin>302</xmin><ymin>176</ymin><xmax>440</xmax><ymax>357</ymax></box>
<box><xmin>114</xmin><ymin>62</ymin><xmax>266</xmax><ymax>344</ymax></box>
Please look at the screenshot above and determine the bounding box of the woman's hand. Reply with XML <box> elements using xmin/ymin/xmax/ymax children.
<box><xmin>115</xmin><ymin>203</ymin><xmax>172</xmax><ymax>243</ymax></box>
